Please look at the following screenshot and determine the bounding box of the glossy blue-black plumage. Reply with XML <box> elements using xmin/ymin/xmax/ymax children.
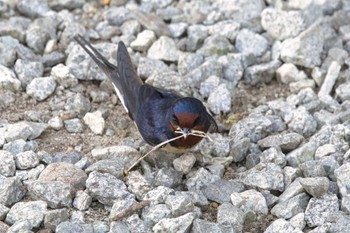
<box><xmin>74</xmin><ymin>35</ymin><xmax>217</xmax><ymax>152</ymax></box>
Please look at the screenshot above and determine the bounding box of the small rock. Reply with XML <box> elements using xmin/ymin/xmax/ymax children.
<box><xmin>153</xmin><ymin>167</ymin><xmax>183</xmax><ymax>188</ymax></box>
<box><xmin>125</xmin><ymin>214</ymin><xmax>152</xmax><ymax>233</ymax></box>
<box><xmin>199</xmin><ymin>75</ymin><xmax>220</xmax><ymax>99</ymax></box>
<box><xmin>44</xmin><ymin>208</ymin><xmax>70</xmax><ymax>231</ymax></box>
<box><xmin>0</xmin><ymin>64</ymin><xmax>21</xmax><ymax>92</ymax></box>
<box><xmin>286</xmin><ymin>142</ymin><xmax>316</xmax><ymax>167</ymax></box>
<box><xmin>231</xmin><ymin>189</ymin><xmax>268</xmax><ymax>215</ymax></box>
<box><xmin>258</xmin><ymin>132</ymin><xmax>304</xmax><ymax>151</ymax></box>
<box><xmin>207</xmin><ymin>84</ymin><xmax>231</xmax><ymax>114</ymax></box>
<box><xmin>271</xmin><ymin>193</ymin><xmax>310</xmax><ymax>219</ymax></box>
<box><xmin>304</xmin><ymin>193</ymin><xmax>339</xmax><ymax>227</ymax></box>
<box><xmin>16</xmin><ymin>0</ymin><xmax>50</xmax><ymax>18</ymax></box>
<box><xmin>56</xmin><ymin>221</ymin><xmax>94</xmax><ymax>233</ymax></box>
<box><xmin>289</xmin><ymin>213</ymin><xmax>306</xmax><ymax>231</ymax></box>
<box><xmin>142</xmin><ymin>204</ymin><xmax>171</xmax><ymax>227</ymax></box>
<box><xmin>241</xmin><ymin>163</ymin><xmax>284</xmax><ymax>192</ymax></box>
<box><xmin>279</xmin><ymin>178</ymin><xmax>304</xmax><ymax>203</ymax></box>
<box><xmin>264</xmin><ymin>219</ymin><xmax>303</xmax><ymax>233</ymax></box>
<box><xmin>52</xmin><ymin>151</ymin><xmax>81</xmax><ymax>164</ymax></box>
<box><xmin>165</xmin><ymin>191</ymin><xmax>197</xmax><ymax>217</ymax></box>
<box><xmin>125</xmin><ymin>171</ymin><xmax>152</xmax><ymax>199</ymax></box>
<box><xmin>207</xmin><ymin>20</ymin><xmax>240</xmax><ymax>42</ymax></box>
<box><xmin>39</xmin><ymin>162</ymin><xmax>87</xmax><ymax>192</ymax></box>
<box><xmin>26</xmin><ymin>77</ymin><xmax>57</xmax><ymax>101</ymax></box>
<box><xmin>217</xmin><ymin>202</ymin><xmax>244</xmax><ymax>233</ymax></box>
<box><xmin>85</xmin><ymin>158</ymin><xmax>125</xmax><ymax>179</ymax></box>
<box><xmin>177</xmin><ymin>53</ymin><xmax>203</xmax><ymax>76</ymax></box>
<box><xmin>281</xmin><ymin>22</ymin><xmax>335</xmax><ymax>68</ymax></box>
<box><xmin>260</xmin><ymin>147</ymin><xmax>287</xmax><ymax>167</ymax></box>
<box><xmin>14</xmin><ymin>59</ymin><xmax>44</xmax><ymax>88</ymax></box>
<box><xmin>186</xmin><ymin>167</ymin><xmax>220</xmax><ymax>191</ymax></box>
<box><xmin>14</xmin><ymin>150</ymin><xmax>39</xmax><ymax>170</ymax></box>
<box><xmin>197</xmin><ymin>34</ymin><xmax>234</xmax><ymax>56</ymax></box>
<box><xmin>147</xmin><ymin>36</ymin><xmax>179</xmax><ymax>62</ymax></box>
<box><xmin>173</xmin><ymin>153</ymin><xmax>196</xmax><ymax>174</ymax></box>
<box><xmin>5</xmin><ymin>200</ymin><xmax>47</xmax><ymax>228</ymax></box>
<box><xmin>152</xmin><ymin>212</ymin><xmax>195</xmax><ymax>233</ymax></box>
<box><xmin>334</xmin><ymin>163</ymin><xmax>350</xmax><ymax>197</ymax></box>
<box><xmin>335</xmin><ymin>81</ymin><xmax>350</xmax><ymax>102</ymax></box>
<box><xmin>236</xmin><ymin>29</ymin><xmax>269</xmax><ymax>57</ymax></box>
<box><xmin>64</xmin><ymin>118</ymin><xmax>84</xmax><ymax>133</ymax></box>
<box><xmin>191</xmin><ymin>218</ymin><xmax>227</xmax><ymax>233</ymax></box>
<box><xmin>3</xmin><ymin>139</ymin><xmax>38</xmax><ymax>155</ymax></box>
<box><xmin>85</xmin><ymin>171</ymin><xmax>134</xmax><ymax>205</ymax></box>
<box><xmin>110</xmin><ymin>199</ymin><xmax>137</xmax><ymax>219</ymax></box>
<box><xmin>27</xmin><ymin>180</ymin><xmax>73</xmax><ymax>208</ymax></box>
<box><xmin>0</xmin><ymin>203</ymin><xmax>9</xmax><ymax>220</ymax></box>
<box><xmin>168</xmin><ymin>22</ymin><xmax>187</xmax><ymax>38</ymax></box>
<box><xmin>261</xmin><ymin>8</ymin><xmax>305</xmax><ymax>40</ymax></box>
<box><xmin>130</xmin><ymin>30</ymin><xmax>156</xmax><ymax>52</ymax></box>
<box><xmin>51</xmin><ymin>64</ymin><xmax>78</xmax><ymax>88</ymax></box>
<box><xmin>202</xmin><ymin>179</ymin><xmax>245</xmax><ymax>204</ymax></box>
<box><xmin>48</xmin><ymin>116</ymin><xmax>64</xmax><ymax>130</ymax></box>
<box><xmin>186</xmin><ymin>24</ymin><xmax>208</xmax><ymax>51</ymax></box>
<box><xmin>143</xmin><ymin>186</ymin><xmax>175</xmax><ymax>205</ymax></box>
<box><xmin>0</xmin><ymin>175</ymin><xmax>26</xmax><ymax>206</ymax></box>
<box><xmin>83</xmin><ymin>111</ymin><xmax>105</xmax><ymax>135</ymax></box>
<box><xmin>73</xmin><ymin>190</ymin><xmax>92</xmax><ymax>211</ymax></box>
<box><xmin>64</xmin><ymin>93</ymin><xmax>91</xmax><ymax>117</ymax></box>
<box><xmin>300</xmin><ymin>177</ymin><xmax>329</xmax><ymax>197</ymax></box>
<box><xmin>137</xmin><ymin>57</ymin><xmax>169</xmax><ymax>78</ymax></box>
<box><xmin>244</xmin><ymin>60</ymin><xmax>282</xmax><ymax>85</ymax></box>
<box><xmin>276</xmin><ymin>63</ymin><xmax>307</xmax><ymax>84</ymax></box>
<box><xmin>0</xmin><ymin>150</ymin><xmax>16</xmax><ymax>176</ymax></box>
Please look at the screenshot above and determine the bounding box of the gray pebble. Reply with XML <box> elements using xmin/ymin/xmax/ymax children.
<box><xmin>241</xmin><ymin>163</ymin><xmax>284</xmax><ymax>192</ymax></box>
<box><xmin>202</xmin><ymin>179</ymin><xmax>245</xmax><ymax>204</ymax></box>
<box><xmin>217</xmin><ymin>202</ymin><xmax>244</xmax><ymax>233</ymax></box>
<box><xmin>0</xmin><ymin>175</ymin><xmax>26</xmax><ymax>206</ymax></box>
<box><xmin>44</xmin><ymin>208</ymin><xmax>70</xmax><ymax>231</ymax></box>
<box><xmin>56</xmin><ymin>221</ymin><xmax>94</xmax><ymax>233</ymax></box>
<box><xmin>264</xmin><ymin>219</ymin><xmax>303</xmax><ymax>233</ymax></box>
<box><xmin>300</xmin><ymin>177</ymin><xmax>329</xmax><ymax>198</ymax></box>
<box><xmin>86</xmin><ymin>171</ymin><xmax>134</xmax><ymax>205</ymax></box>
<box><xmin>236</xmin><ymin>29</ymin><xmax>269</xmax><ymax>57</ymax></box>
<box><xmin>14</xmin><ymin>59</ymin><xmax>44</xmax><ymax>88</ymax></box>
<box><xmin>5</xmin><ymin>200</ymin><xmax>47</xmax><ymax>228</ymax></box>
<box><xmin>27</xmin><ymin>180</ymin><xmax>73</xmax><ymax>208</ymax></box>
<box><xmin>197</xmin><ymin>35</ymin><xmax>234</xmax><ymax>56</ymax></box>
<box><xmin>142</xmin><ymin>204</ymin><xmax>171</xmax><ymax>228</ymax></box>
<box><xmin>153</xmin><ymin>167</ymin><xmax>183</xmax><ymax>188</ymax></box>
<box><xmin>153</xmin><ymin>212</ymin><xmax>195</xmax><ymax>233</ymax></box>
<box><xmin>0</xmin><ymin>150</ymin><xmax>15</xmax><ymax>177</ymax></box>
<box><xmin>258</xmin><ymin>132</ymin><xmax>304</xmax><ymax>151</ymax></box>
<box><xmin>51</xmin><ymin>64</ymin><xmax>78</xmax><ymax>88</ymax></box>
<box><xmin>231</xmin><ymin>189</ymin><xmax>268</xmax><ymax>214</ymax></box>
<box><xmin>207</xmin><ymin>84</ymin><xmax>231</xmax><ymax>114</ymax></box>
<box><xmin>130</xmin><ymin>30</ymin><xmax>156</xmax><ymax>52</ymax></box>
<box><xmin>64</xmin><ymin>118</ymin><xmax>84</xmax><ymax>133</ymax></box>
<box><xmin>271</xmin><ymin>193</ymin><xmax>310</xmax><ymax>219</ymax></box>
<box><xmin>83</xmin><ymin>111</ymin><xmax>105</xmax><ymax>135</ymax></box>
<box><xmin>26</xmin><ymin>77</ymin><xmax>57</xmax><ymax>101</ymax></box>
<box><xmin>3</xmin><ymin>139</ymin><xmax>38</xmax><ymax>155</ymax></box>
<box><xmin>147</xmin><ymin>36</ymin><xmax>179</xmax><ymax>62</ymax></box>
<box><xmin>304</xmin><ymin>193</ymin><xmax>339</xmax><ymax>227</ymax></box>
<box><xmin>14</xmin><ymin>150</ymin><xmax>39</xmax><ymax>170</ymax></box>
<box><xmin>0</xmin><ymin>64</ymin><xmax>21</xmax><ymax>92</ymax></box>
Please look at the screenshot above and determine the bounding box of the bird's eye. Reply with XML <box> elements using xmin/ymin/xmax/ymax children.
<box><xmin>172</xmin><ymin>114</ymin><xmax>179</xmax><ymax>124</ymax></box>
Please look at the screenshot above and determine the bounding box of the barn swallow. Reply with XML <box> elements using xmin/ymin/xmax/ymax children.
<box><xmin>74</xmin><ymin>35</ymin><xmax>217</xmax><ymax>153</ymax></box>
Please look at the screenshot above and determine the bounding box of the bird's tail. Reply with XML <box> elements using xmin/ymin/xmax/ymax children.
<box><xmin>74</xmin><ymin>35</ymin><xmax>143</xmax><ymax>119</ymax></box>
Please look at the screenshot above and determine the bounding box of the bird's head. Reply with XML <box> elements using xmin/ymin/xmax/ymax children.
<box><xmin>168</xmin><ymin>97</ymin><xmax>217</xmax><ymax>141</ymax></box>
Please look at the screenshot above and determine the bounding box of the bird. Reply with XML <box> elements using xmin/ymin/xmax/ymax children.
<box><xmin>74</xmin><ymin>35</ymin><xmax>218</xmax><ymax>154</ymax></box>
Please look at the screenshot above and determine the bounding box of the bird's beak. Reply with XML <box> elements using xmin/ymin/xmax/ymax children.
<box><xmin>182</xmin><ymin>128</ymin><xmax>190</xmax><ymax>140</ymax></box>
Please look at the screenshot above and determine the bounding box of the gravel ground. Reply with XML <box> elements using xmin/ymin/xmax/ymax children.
<box><xmin>1</xmin><ymin>0</ymin><xmax>350</xmax><ymax>232</ymax></box>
